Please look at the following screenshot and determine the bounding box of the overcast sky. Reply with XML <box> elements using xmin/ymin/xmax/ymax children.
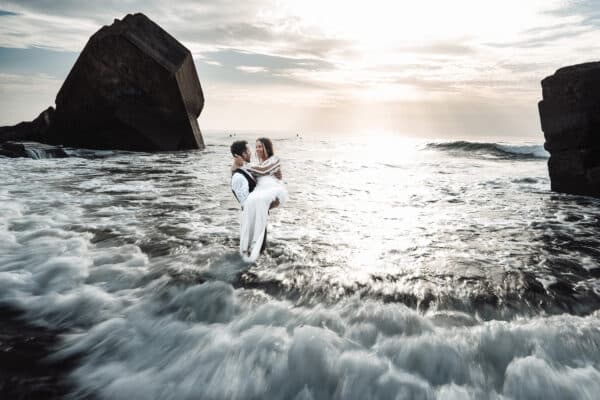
<box><xmin>1</xmin><ymin>1</ymin><xmax>599</xmax><ymax>139</ymax></box>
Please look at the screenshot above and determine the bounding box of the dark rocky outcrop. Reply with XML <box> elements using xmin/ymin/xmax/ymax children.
<box><xmin>539</xmin><ymin>62</ymin><xmax>600</xmax><ymax>196</ymax></box>
<box><xmin>0</xmin><ymin>142</ymin><xmax>68</xmax><ymax>159</ymax></box>
<box><xmin>0</xmin><ymin>107</ymin><xmax>55</xmax><ymax>143</ymax></box>
<box><xmin>0</xmin><ymin>13</ymin><xmax>205</xmax><ymax>152</ymax></box>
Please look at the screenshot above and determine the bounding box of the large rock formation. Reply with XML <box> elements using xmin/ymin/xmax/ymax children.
<box><xmin>0</xmin><ymin>107</ymin><xmax>55</xmax><ymax>143</ymax></box>
<box><xmin>0</xmin><ymin>13</ymin><xmax>204</xmax><ymax>152</ymax></box>
<box><xmin>539</xmin><ymin>62</ymin><xmax>600</xmax><ymax>197</ymax></box>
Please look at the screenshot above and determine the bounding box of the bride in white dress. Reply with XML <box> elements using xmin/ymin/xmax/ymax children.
<box><xmin>238</xmin><ymin>138</ymin><xmax>288</xmax><ymax>262</ymax></box>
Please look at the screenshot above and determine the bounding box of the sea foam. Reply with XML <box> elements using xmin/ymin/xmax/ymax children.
<box><xmin>1</xmin><ymin>134</ymin><xmax>599</xmax><ymax>399</ymax></box>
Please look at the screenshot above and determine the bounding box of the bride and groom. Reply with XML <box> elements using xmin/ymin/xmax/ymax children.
<box><xmin>230</xmin><ymin>138</ymin><xmax>288</xmax><ymax>262</ymax></box>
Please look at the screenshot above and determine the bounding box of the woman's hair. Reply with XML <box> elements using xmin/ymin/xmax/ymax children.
<box><xmin>257</xmin><ymin>138</ymin><xmax>274</xmax><ymax>158</ymax></box>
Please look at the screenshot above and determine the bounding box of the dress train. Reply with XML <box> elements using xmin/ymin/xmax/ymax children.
<box><xmin>239</xmin><ymin>175</ymin><xmax>288</xmax><ymax>262</ymax></box>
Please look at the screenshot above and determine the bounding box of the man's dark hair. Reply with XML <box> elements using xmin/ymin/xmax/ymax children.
<box><xmin>230</xmin><ymin>140</ymin><xmax>248</xmax><ymax>157</ymax></box>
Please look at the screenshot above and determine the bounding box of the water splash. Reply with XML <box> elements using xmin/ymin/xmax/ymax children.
<box><xmin>0</xmin><ymin>133</ymin><xmax>598</xmax><ymax>399</ymax></box>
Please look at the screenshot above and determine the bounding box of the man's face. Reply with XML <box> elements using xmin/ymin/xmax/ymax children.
<box><xmin>242</xmin><ymin>145</ymin><xmax>251</xmax><ymax>162</ymax></box>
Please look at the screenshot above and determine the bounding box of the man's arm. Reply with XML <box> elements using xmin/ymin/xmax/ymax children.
<box><xmin>231</xmin><ymin>173</ymin><xmax>250</xmax><ymax>208</ymax></box>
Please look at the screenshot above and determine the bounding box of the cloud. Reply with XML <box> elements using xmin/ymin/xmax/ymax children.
<box><xmin>1</xmin><ymin>0</ymin><xmax>600</xmax><ymax>136</ymax></box>
<box><xmin>0</xmin><ymin>72</ymin><xmax>62</xmax><ymax>124</ymax></box>
<box><xmin>0</xmin><ymin>9</ymin><xmax>99</xmax><ymax>50</ymax></box>
<box><xmin>236</xmin><ymin>65</ymin><xmax>268</xmax><ymax>74</ymax></box>
<box><xmin>485</xmin><ymin>22</ymin><xmax>590</xmax><ymax>49</ymax></box>
<box><xmin>0</xmin><ymin>46</ymin><xmax>77</xmax><ymax>77</ymax></box>
<box><xmin>203</xmin><ymin>49</ymin><xmax>334</xmax><ymax>71</ymax></box>
<box><xmin>546</xmin><ymin>1</ymin><xmax>600</xmax><ymax>27</ymax></box>
<box><xmin>398</xmin><ymin>42</ymin><xmax>475</xmax><ymax>56</ymax></box>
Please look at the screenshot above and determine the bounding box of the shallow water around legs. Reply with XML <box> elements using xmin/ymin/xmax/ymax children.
<box><xmin>1</xmin><ymin>133</ymin><xmax>600</xmax><ymax>399</ymax></box>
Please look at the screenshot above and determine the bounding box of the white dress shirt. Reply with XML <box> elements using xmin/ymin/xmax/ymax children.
<box><xmin>231</xmin><ymin>168</ymin><xmax>254</xmax><ymax>208</ymax></box>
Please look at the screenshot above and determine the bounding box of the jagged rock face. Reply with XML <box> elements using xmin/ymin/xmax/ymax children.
<box><xmin>0</xmin><ymin>107</ymin><xmax>55</xmax><ymax>143</ymax></box>
<box><xmin>47</xmin><ymin>13</ymin><xmax>204</xmax><ymax>151</ymax></box>
<box><xmin>539</xmin><ymin>62</ymin><xmax>600</xmax><ymax>197</ymax></box>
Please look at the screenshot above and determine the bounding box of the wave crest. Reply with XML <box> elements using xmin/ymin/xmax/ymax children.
<box><xmin>426</xmin><ymin>141</ymin><xmax>548</xmax><ymax>159</ymax></box>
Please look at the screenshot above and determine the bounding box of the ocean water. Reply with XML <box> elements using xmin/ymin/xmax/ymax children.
<box><xmin>1</xmin><ymin>133</ymin><xmax>600</xmax><ymax>399</ymax></box>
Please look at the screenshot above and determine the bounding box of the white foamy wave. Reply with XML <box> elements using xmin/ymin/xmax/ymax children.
<box><xmin>504</xmin><ymin>356</ymin><xmax>600</xmax><ymax>399</ymax></box>
<box><xmin>63</xmin><ymin>148</ymin><xmax>118</xmax><ymax>159</ymax></box>
<box><xmin>51</xmin><ymin>283</ymin><xmax>600</xmax><ymax>400</ymax></box>
<box><xmin>427</xmin><ymin>141</ymin><xmax>548</xmax><ymax>159</ymax></box>
<box><xmin>0</xmin><ymin>197</ymin><xmax>149</xmax><ymax>329</ymax></box>
<box><xmin>2</xmin><ymin>132</ymin><xmax>599</xmax><ymax>399</ymax></box>
<box><xmin>496</xmin><ymin>144</ymin><xmax>549</xmax><ymax>159</ymax></box>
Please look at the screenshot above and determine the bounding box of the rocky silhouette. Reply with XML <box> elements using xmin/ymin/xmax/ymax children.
<box><xmin>0</xmin><ymin>107</ymin><xmax>54</xmax><ymax>144</ymax></box>
<box><xmin>0</xmin><ymin>141</ymin><xmax>68</xmax><ymax>159</ymax></box>
<box><xmin>539</xmin><ymin>62</ymin><xmax>600</xmax><ymax>197</ymax></box>
<box><xmin>0</xmin><ymin>13</ymin><xmax>204</xmax><ymax>153</ymax></box>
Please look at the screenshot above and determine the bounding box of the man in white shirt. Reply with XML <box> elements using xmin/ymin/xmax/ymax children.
<box><xmin>230</xmin><ymin>140</ymin><xmax>279</xmax><ymax>254</ymax></box>
<box><xmin>230</xmin><ymin>141</ymin><xmax>254</xmax><ymax>208</ymax></box>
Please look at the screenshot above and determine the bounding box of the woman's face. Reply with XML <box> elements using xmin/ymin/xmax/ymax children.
<box><xmin>256</xmin><ymin>140</ymin><xmax>265</xmax><ymax>160</ymax></box>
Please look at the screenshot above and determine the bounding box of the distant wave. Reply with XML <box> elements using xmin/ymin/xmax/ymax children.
<box><xmin>63</xmin><ymin>148</ymin><xmax>119</xmax><ymax>159</ymax></box>
<box><xmin>426</xmin><ymin>141</ymin><xmax>548</xmax><ymax>159</ymax></box>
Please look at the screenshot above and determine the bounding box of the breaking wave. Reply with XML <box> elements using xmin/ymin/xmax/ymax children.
<box><xmin>1</xmin><ymin>133</ymin><xmax>598</xmax><ymax>400</ymax></box>
<box><xmin>426</xmin><ymin>141</ymin><xmax>548</xmax><ymax>159</ymax></box>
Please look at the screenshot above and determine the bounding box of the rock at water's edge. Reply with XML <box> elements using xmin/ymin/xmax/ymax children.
<box><xmin>539</xmin><ymin>62</ymin><xmax>600</xmax><ymax>197</ymax></box>
<box><xmin>0</xmin><ymin>13</ymin><xmax>205</xmax><ymax>152</ymax></box>
<box><xmin>0</xmin><ymin>107</ymin><xmax>55</xmax><ymax>144</ymax></box>
<box><xmin>0</xmin><ymin>141</ymin><xmax>69</xmax><ymax>159</ymax></box>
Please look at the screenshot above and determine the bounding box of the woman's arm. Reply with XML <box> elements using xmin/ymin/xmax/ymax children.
<box><xmin>231</xmin><ymin>155</ymin><xmax>244</xmax><ymax>173</ymax></box>
<box><xmin>246</xmin><ymin>156</ymin><xmax>280</xmax><ymax>176</ymax></box>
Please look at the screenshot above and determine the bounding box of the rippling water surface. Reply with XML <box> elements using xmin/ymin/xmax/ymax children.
<box><xmin>1</xmin><ymin>133</ymin><xmax>600</xmax><ymax>399</ymax></box>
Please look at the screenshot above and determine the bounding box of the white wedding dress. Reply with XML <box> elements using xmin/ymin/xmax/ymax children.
<box><xmin>239</xmin><ymin>156</ymin><xmax>288</xmax><ymax>262</ymax></box>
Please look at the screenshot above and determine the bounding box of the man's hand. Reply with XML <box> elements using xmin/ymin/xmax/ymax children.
<box><xmin>231</xmin><ymin>155</ymin><xmax>244</xmax><ymax>171</ymax></box>
<box><xmin>273</xmin><ymin>170</ymin><xmax>282</xmax><ymax>180</ymax></box>
<box><xmin>269</xmin><ymin>198</ymin><xmax>280</xmax><ymax>210</ymax></box>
